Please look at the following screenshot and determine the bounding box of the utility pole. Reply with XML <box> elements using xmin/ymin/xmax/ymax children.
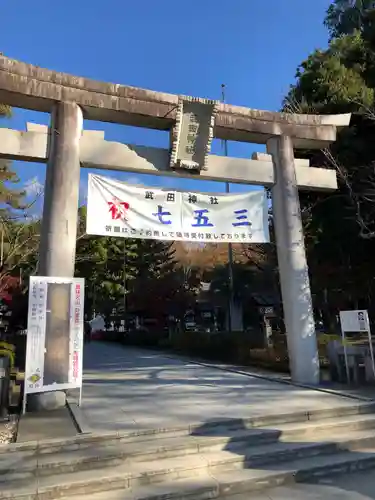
<box><xmin>123</xmin><ymin>239</ymin><xmax>127</xmax><ymax>331</ymax></box>
<box><xmin>0</xmin><ymin>226</ymin><xmax>3</xmax><ymax>269</ymax></box>
<box><xmin>221</xmin><ymin>84</ymin><xmax>234</xmax><ymax>333</ymax></box>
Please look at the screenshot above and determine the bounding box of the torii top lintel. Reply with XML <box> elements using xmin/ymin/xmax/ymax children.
<box><xmin>0</xmin><ymin>56</ymin><xmax>351</xmax><ymax>148</ymax></box>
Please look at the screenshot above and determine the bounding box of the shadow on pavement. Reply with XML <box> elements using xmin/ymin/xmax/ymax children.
<box><xmin>77</xmin><ymin>342</ymin><xmax>375</xmax><ymax>498</ymax></box>
<box><xmin>191</xmin><ymin>418</ymin><xmax>375</xmax><ymax>500</ymax></box>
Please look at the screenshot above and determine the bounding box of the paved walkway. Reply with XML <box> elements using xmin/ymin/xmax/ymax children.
<box><xmin>76</xmin><ymin>343</ymin><xmax>375</xmax><ymax>499</ymax></box>
<box><xmin>79</xmin><ymin>342</ymin><xmax>366</xmax><ymax>434</ymax></box>
<box><xmin>17</xmin><ymin>407</ymin><xmax>77</xmax><ymax>442</ymax></box>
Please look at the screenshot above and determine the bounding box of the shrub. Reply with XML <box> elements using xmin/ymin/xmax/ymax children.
<box><xmin>170</xmin><ymin>330</ymin><xmax>290</xmax><ymax>373</ymax></box>
<box><xmin>122</xmin><ymin>329</ymin><xmax>167</xmax><ymax>347</ymax></box>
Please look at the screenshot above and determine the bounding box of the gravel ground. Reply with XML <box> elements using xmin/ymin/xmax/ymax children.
<box><xmin>0</xmin><ymin>416</ymin><xmax>18</xmax><ymax>444</ymax></box>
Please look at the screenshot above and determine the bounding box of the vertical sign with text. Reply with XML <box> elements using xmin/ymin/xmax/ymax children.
<box><xmin>25</xmin><ymin>277</ymin><xmax>48</xmax><ymax>392</ymax></box>
<box><xmin>25</xmin><ymin>277</ymin><xmax>85</xmax><ymax>397</ymax></box>
<box><xmin>70</xmin><ymin>279</ymin><xmax>84</xmax><ymax>387</ymax></box>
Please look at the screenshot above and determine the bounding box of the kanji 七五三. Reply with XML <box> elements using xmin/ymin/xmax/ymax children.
<box><xmin>232</xmin><ymin>209</ymin><xmax>252</xmax><ymax>227</ymax></box>
<box><xmin>152</xmin><ymin>205</ymin><xmax>172</xmax><ymax>225</ymax></box>
<box><xmin>192</xmin><ymin>209</ymin><xmax>213</xmax><ymax>227</ymax></box>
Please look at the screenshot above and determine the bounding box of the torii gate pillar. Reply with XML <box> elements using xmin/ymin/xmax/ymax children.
<box><xmin>39</xmin><ymin>101</ymin><xmax>83</xmax><ymax>277</ymax></box>
<box><xmin>28</xmin><ymin>102</ymin><xmax>83</xmax><ymax>412</ymax></box>
<box><xmin>268</xmin><ymin>136</ymin><xmax>319</xmax><ymax>385</ymax></box>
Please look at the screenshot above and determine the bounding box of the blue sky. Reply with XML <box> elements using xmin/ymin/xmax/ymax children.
<box><xmin>1</xmin><ymin>0</ymin><xmax>332</xmax><ymax>209</ymax></box>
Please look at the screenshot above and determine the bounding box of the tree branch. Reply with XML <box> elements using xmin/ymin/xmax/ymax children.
<box><xmin>322</xmin><ymin>147</ymin><xmax>375</xmax><ymax>238</ymax></box>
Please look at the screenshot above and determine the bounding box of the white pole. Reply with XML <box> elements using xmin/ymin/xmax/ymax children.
<box><xmin>221</xmin><ymin>84</ymin><xmax>234</xmax><ymax>333</ymax></box>
<box><xmin>340</xmin><ymin>326</ymin><xmax>350</xmax><ymax>384</ymax></box>
<box><xmin>1</xmin><ymin>227</ymin><xmax>4</xmax><ymax>268</ymax></box>
<box><xmin>78</xmin><ymin>384</ymin><xmax>82</xmax><ymax>407</ymax></box>
<box><xmin>367</xmin><ymin>329</ymin><xmax>375</xmax><ymax>380</ymax></box>
<box><xmin>22</xmin><ymin>393</ymin><xmax>27</xmax><ymax>415</ymax></box>
<box><xmin>365</xmin><ymin>310</ymin><xmax>375</xmax><ymax>380</ymax></box>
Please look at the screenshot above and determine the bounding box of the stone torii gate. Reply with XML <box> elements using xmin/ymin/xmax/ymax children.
<box><xmin>0</xmin><ymin>56</ymin><xmax>351</xmax><ymax>386</ymax></box>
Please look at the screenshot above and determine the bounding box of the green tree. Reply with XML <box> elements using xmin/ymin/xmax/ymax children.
<box><xmin>0</xmin><ymin>165</ymin><xmax>27</xmax><ymax>216</ymax></box>
<box><xmin>0</xmin><ymin>105</ymin><xmax>26</xmax><ymax>216</ymax></box>
<box><xmin>130</xmin><ymin>239</ymin><xmax>181</xmax><ymax>316</ymax></box>
<box><xmin>75</xmin><ymin>207</ymin><xmax>186</xmax><ymax>320</ymax></box>
<box><xmin>0</xmin><ymin>218</ymin><xmax>40</xmax><ymax>286</ymax></box>
<box><xmin>0</xmin><ymin>104</ymin><xmax>11</xmax><ymax>118</ymax></box>
<box><xmin>284</xmin><ymin>33</ymin><xmax>373</xmax><ymax>114</ymax></box>
<box><xmin>325</xmin><ymin>0</ymin><xmax>375</xmax><ymax>39</ymax></box>
<box><xmin>282</xmin><ymin>1</ymin><xmax>375</xmax><ymax>318</ymax></box>
<box><xmin>0</xmin><ymin>104</ymin><xmax>39</xmax><ymax>298</ymax></box>
<box><xmin>208</xmin><ymin>263</ymin><xmax>254</xmax><ymax>304</ymax></box>
<box><xmin>75</xmin><ymin>207</ymin><xmax>139</xmax><ymax>318</ymax></box>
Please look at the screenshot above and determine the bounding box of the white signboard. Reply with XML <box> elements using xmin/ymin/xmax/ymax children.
<box><xmin>339</xmin><ymin>309</ymin><xmax>375</xmax><ymax>383</ymax></box>
<box><xmin>24</xmin><ymin>276</ymin><xmax>84</xmax><ymax>412</ymax></box>
<box><xmin>86</xmin><ymin>174</ymin><xmax>269</xmax><ymax>243</ymax></box>
<box><xmin>340</xmin><ymin>310</ymin><xmax>370</xmax><ymax>332</ymax></box>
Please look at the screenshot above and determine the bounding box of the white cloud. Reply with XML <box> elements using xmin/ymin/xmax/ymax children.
<box><xmin>24</xmin><ymin>176</ymin><xmax>44</xmax><ymax>197</ymax></box>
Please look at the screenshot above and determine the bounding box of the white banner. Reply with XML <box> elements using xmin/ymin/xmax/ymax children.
<box><xmin>24</xmin><ymin>277</ymin><xmax>84</xmax><ymax>398</ymax></box>
<box><xmin>86</xmin><ymin>174</ymin><xmax>270</xmax><ymax>243</ymax></box>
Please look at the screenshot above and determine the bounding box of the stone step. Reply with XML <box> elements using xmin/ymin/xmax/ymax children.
<box><xmin>261</xmin><ymin>411</ymin><xmax>375</xmax><ymax>440</ymax></box>
<box><xmin>4</xmin><ymin>446</ymin><xmax>375</xmax><ymax>500</ymax></box>
<box><xmin>52</xmin><ymin>466</ymin><xmax>374</xmax><ymax>500</ymax></box>
<box><xmin>3</xmin><ymin>411</ymin><xmax>375</xmax><ymax>482</ymax></box>
<box><xmin>212</xmin><ymin>448</ymin><xmax>375</xmax><ymax>496</ymax></box>
<box><xmin>3</xmin><ymin>401</ymin><xmax>375</xmax><ymax>456</ymax></box>
<box><xmin>2</xmin><ymin>430</ymin><xmax>375</xmax><ymax>499</ymax></box>
<box><xmin>30</xmin><ymin>435</ymin><xmax>340</xmax><ymax>478</ymax></box>
<box><xmin>3</xmin><ymin>411</ymin><xmax>375</xmax><ymax>479</ymax></box>
<box><xmin>59</xmin><ymin>477</ymin><xmax>222</xmax><ymax>500</ymax></box>
<box><xmin>34</xmin><ymin>427</ymin><xmax>375</xmax><ymax>479</ymax></box>
<box><xmin>207</xmin><ymin>430</ymin><xmax>375</xmax><ymax>473</ymax></box>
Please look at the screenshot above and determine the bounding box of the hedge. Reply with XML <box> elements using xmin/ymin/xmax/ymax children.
<box><xmin>118</xmin><ymin>328</ymin><xmax>290</xmax><ymax>373</ymax></box>
<box><xmin>171</xmin><ymin>330</ymin><xmax>289</xmax><ymax>372</ymax></box>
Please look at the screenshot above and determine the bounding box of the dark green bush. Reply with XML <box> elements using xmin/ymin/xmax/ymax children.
<box><xmin>122</xmin><ymin>329</ymin><xmax>167</xmax><ymax>347</ymax></box>
<box><xmin>170</xmin><ymin>330</ymin><xmax>290</xmax><ymax>373</ymax></box>
<box><xmin>114</xmin><ymin>326</ymin><xmax>290</xmax><ymax>374</ymax></box>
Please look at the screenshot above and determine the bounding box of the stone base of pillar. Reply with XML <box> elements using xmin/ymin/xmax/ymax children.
<box><xmin>27</xmin><ymin>391</ymin><xmax>66</xmax><ymax>412</ymax></box>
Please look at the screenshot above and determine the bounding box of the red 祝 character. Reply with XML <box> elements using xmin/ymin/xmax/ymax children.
<box><xmin>108</xmin><ymin>198</ymin><xmax>130</xmax><ymax>220</ymax></box>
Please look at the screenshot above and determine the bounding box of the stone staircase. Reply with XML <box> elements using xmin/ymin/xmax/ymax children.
<box><xmin>3</xmin><ymin>402</ymin><xmax>375</xmax><ymax>499</ymax></box>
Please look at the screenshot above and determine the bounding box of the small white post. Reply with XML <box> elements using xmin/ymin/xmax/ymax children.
<box><xmin>22</xmin><ymin>393</ymin><xmax>27</xmax><ymax>415</ymax></box>
<box><xmin>78</xmin><ymin>385</ymin><xmax>82</xmax><ymax>407</ymax></box>
<box><xmin>367</xmin><ymin>329</ymin><xmax>375</xmax><ymax>379</ymax></box>
<box><xmin>340</xmin><ymin>327</ymin><xmax>350</xmax><ymax>383</ymax></box>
